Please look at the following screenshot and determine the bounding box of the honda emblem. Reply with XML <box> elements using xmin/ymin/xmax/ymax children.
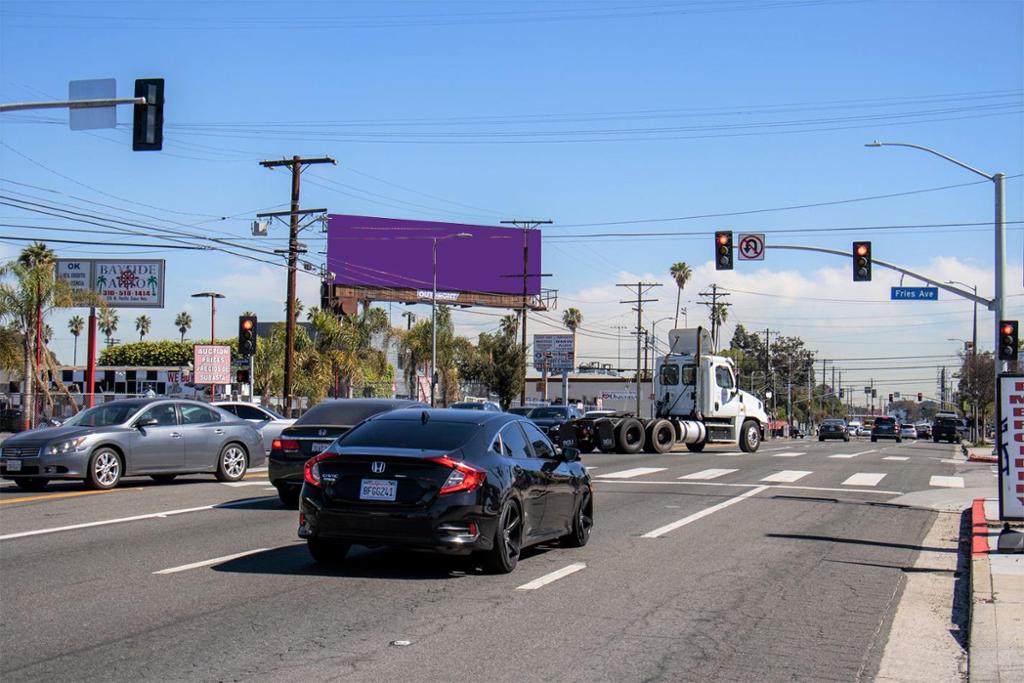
<box><xmin>318</xmin><ymin>429</ymin><xmax>327</xmax><ymax>437</ymax></box>
<box><xmin>371</xmin><ymin>461</ymin><xmax>386</xmax><ymax>474</ymax></box>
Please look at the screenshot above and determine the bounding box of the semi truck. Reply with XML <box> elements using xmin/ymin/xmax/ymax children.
<box><xmin>557</xmin><ymin>328</ymin><xmax>768</xmax><ymax>454</ymax></box>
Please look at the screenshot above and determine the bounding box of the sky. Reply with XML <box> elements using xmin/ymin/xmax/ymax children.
<box><xmin>1</xmin><ymin>0</ymin><xmax>1022</xmax><ymax>404</ymax></box>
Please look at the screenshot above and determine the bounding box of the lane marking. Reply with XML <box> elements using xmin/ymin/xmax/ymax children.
<box><xmin>770</xmin><ymin>483</ymin><xmax>904</xmax><ymax>495</ymax></box>
<box><xmin>593</xmin><ymin>479</ymin><xmax>902</xmax><ymax>495</ymax></box>
<box><xmin>595</xmin><ymin>467</ymin><xmax>666</xmax><ymax>479</ymax></box>
<box><xmin>929</xmin><ymin>475</ymin><xmax>964</xmax><ymax>488</ymax></box>
<box><xmin>154</xmin><ymin>547</ymin><xmax>272</xmax><ymax>574</ymax></box>
<box><xmin>760</xmin><ymin>470</ymin><xmax>813</xmax><ymax>483</ymax></box>
<box><xmin>713</xmin><ymin>452</ymin><xmax>743</xmax><ymax>457</ymax></box>
<box><xmin>641</xmin><ymin>486</ymin><xmax>768</xmax><ymax>538</ymax></box>
<box><xmin>940</xmin><ymin>458</ymin><xmax>963</xmax><ymax>464</ymax></box>
<box><xmin>771</xmin><ymin>452</ymin><xmax>805</xmax><ymax>458</ymax></box>
<box><xmin>0</xmin><ymin>487</ymin><xmax>143</xmax><ymax>506</ymax></box>
<box><xmin>221</xmin><ymin>481</ymin><xmax>272</xmax><ymax>487</ymax></box>
<box><xmin>841</xmin><ymin>473</ymin><xmax>887</xmax><ymax>487</ymax></box>
<box><xmin>585</xmin><ymin>466</ymin><xmax>599</xmax><ymax>471</ymax></box>
<box><xmin>678</xmin><ymin>468</ymin><xmax>738</xmax><ymax>481</ymax></box>
<box><xmin>883</xmin><ymin>456</ymin><xmax>909</xmax><ymax>461</ymax></box>
<box><xmin>515</xmin><ymin>562</ymin><xmax>587</xmax><ymax>590</ymax></box>
<box><xmin>829</xmin><ymin>449</ymin><xmax>878</xmax><ymax>460</ymax></box>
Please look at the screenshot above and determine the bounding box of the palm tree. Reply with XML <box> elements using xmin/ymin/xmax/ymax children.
<box><xmin>710</xmin><ymin>302</ymin><xmax>729</xmax><ymax>350</ymax></box>
<box><xmin>68</xmin><ymin>314</ymin><xmax>84</xmax><ymax>365</ymax></box>
<box><xmin>669</xmin><ymin>262</ymin><xmax>692</xmax><ymax>330</ymax></box>
<box><xmin>175</xmin><ymin>311</ymin><xmax>192</xmax><ymax>342</ymax></box>
<box><xmin>99</xmin><ymin>309</ymin><xmax>119</xmax><ymax>347</ymax></box>
<box><xmin>135</xmin><ymin>314</ymin><xmax>151</xmax><ymax>341</ymax></box>
<box><xmin>561</xmin><ymin>307</ymin><xmax>583</xmax><ymax>372</ymax></box>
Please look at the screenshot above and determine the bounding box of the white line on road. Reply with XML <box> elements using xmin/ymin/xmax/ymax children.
<box><xmin>678</xmin><ymin>468</ymin><xmax>738</xmax><ymax>481</ymax></box>
<box><xmin>153</xmin><ymin>547</ymin><xmax>271</xmax><ymax>575</ymax></box>
<box><xmin>515</xmin><ymin>562</ymin><xmax>587</xmax><ymax>590</ymax></box>
<box><xmin>641</xmin><ymin>486</ymin><xmax>768</xmax><ymax>538</ymax></box>
<box><xmin>772</xmin><ymin>452</ymin><xmax>806</xmax><ymax>458</ymax></box>
<box><xmin>829</xmin><ymin>449</ymin><xmax>878</xmax><ymax>459</ymax></box>
<box><xmin>595</xmin><ymin>467</ymin><xmax>666</xmax><ymax>479</ymax></box>
<box><xmin>760</xmin><ymin>470</ymin><xmax>813</xmax><ymax>483</ymax></box>
<box><xmin>593</xmin><ymin>479</ymin><xmax>902</xmax><ymax>495</ymax></box>
<box><xmin>713</xmin><ymin>451</ymin><xmax>743</xmax><ymax>457</ymax></box>
<box><xmin>841</xmin><ymin>473</ymin><xmax>887</xmax><ymax>487</ymax></box>
<box><xmin>929</xmin><ymin>476</ymin><xmax>964</xmax><ymax>488</ymax></box>
<box><xmin>940</xmin><ymin>459</ymin><xmax>963</xmax><ymax>464</ymax></box>
<box><xmin>883</xmin><ymin>456</ymin><xmax>910</xmax><ymax>461</ymax></box>
<box><xmin>222</xmin><ymin>481</ymin><xmax>272</xmax><ymax>487</ymax></box>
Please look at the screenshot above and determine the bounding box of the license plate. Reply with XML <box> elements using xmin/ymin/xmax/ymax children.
<box><xmin>310</xmin><ymin>441</ymin><xmax>331</xmax><ymax>453</ymax></box>
<box><xmin>359</xmin><ymin>479</ymin><xmax>397</xmax><ymax>501</ymax></box>
<box><xmin>5</xmin><ymin>459</ymin><xmax>21</xmax><ymax>472</ymax></box>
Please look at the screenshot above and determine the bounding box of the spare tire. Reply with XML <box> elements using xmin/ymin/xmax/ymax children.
<box><xmin>616</xmin><ymin>418</ymin><xmax>645</xmax><ymax>454</ymax></box>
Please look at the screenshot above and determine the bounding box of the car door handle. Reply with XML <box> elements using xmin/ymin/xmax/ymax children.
<box><xmin>214</xmin><ymin>428</ymin><xmax>225</xmax><ymax>435</ymax></box>
<box><xmin>170</xmin><ymin>432</ymin><xmax>182</xmax><ymax>439</ymax></box>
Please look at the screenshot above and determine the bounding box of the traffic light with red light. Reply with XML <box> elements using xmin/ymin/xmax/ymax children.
<box><xmin>238</xmin><ymin>315</ymin><xmax>257</xmax><ymax>356</ymax></box>
<box><xmin>853</xmin><ymin>241</ymin><xmax>872</xmax><ymax>281</ymax></box>
<box><xmin>715</xmin><ymin>231</ymin><xmax>733</xmax><ymax>270</ymax></box>
<box><xmin>999</xmin><ymin>320</ymin><xmax>1018</xmax><ymax>362</ymax></box>
<box><xmin>236</xmin><ymin>369</ymin><xmax>250</xmax><ymax>384</ymax></box>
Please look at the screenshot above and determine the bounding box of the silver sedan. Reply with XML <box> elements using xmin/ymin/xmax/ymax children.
<box><xmin>0</xmin><ymin>398</ymin><xmax>265</xmax><ymax>491</ymax></box>
<box><xmin>213</xmin><ymin>401</ymin><xmax>295</xmax><ymax>455</ymax></box>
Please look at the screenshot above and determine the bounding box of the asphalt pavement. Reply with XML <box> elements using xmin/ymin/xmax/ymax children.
<box><xmin>0</xmin><ymin>435</ymin><xmax>988</xmax><ymax>681</ymax></box>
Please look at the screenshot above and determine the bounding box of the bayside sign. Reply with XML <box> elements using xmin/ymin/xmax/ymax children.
<box><xmin>56</xmin><ymin>258</ymin><xmax>166</xmax><ymax>309</ymax></box>
<box><xmin>996</xmin><ymin>374</ymin><xmax>1024</xmax><ymax>520</ymax></box>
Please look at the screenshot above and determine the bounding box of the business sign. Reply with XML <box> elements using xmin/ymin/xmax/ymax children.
<box><xmin>996</xmin><ymin>374</ymin><xmax>1024</xmax><ymax>520</ymax></box>
<box><xmin>891</xmin><ymin>287</ymin><xmax>938</xmax><ymax>301</ymax></box>
<box><xmin>193</xmin><ymin>345</ymin><xmax>232</xmax><ymax>384</ymax></box>
<box><xmin>601</xmin><ymin>391</ymin><xmax>637</xmax><ymax>401</ymax></box>
<box><xmin>56</xmin><ymin>258</ymin><xmax>166</xmax><ymax>308</ymax></box>
<box><xmin>737</xmin><ymin>233</ymin><xmax>765</xmax><ymax>261</ymax></box>
<box><xmin>533</xmin><ymin>334</ymin><xmax>574</xmax><ymax>373</ymax></box>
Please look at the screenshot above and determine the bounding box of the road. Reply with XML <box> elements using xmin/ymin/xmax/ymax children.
<box><xmin>0</xmin><ymin>436</ymin><xmax>988</xmax><ymax>681</ymax></box>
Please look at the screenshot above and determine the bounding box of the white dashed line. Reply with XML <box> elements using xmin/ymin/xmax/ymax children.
<box><xmin>883</xmin><ymin>456</ymin><xmax>909</xmax><ymax>461</ymax></box>
<box><xmin>595</xmin><ymin>467</ymin><xmax>667</xmax><ymax>479</ymax></box>
<box><xmin>841</xmin><ymin>473</ymin><xmax>887</xmax><ymax>487</ymax></box>
<box><xmin>222</xmin><ymin>481</ymin><xmax>271</xmax><ymax>487</ymax></box>
<box><xmin>641</xmin><ymin>486</ymin><xmax>768</xmax><ymax>538</ymax></box>
<box><xmin>154</xmin><ymin>547</ymin><xmax>271</xmax><ymax>575</ymax></box>
<box><xmin>515</xmin><ymin>562</ymin><xmax>586</xmax><ymax>590</ymax></box>
<box><xmin>929</xmin><ymin>476</ymin><xmax>964</xmax><ymax>488</ymax></box>
<box><xmin>760</xmin><ymin>470</ymin><xmax>813</xmax><ymax>483</ymax></box>
<box><xmin>772</xmin><ymin>452</ymin><xmax>806</xmax><ymax>458</ymax></box>
<box><xmin>678</xmin><ymin>468</ymin><xmax>738</xmax><ymax>481</ymax></box>
<box><xmin>829</xmin><ymin>449</ymin><xmax>877</xmax><ymax>459</ymax></box>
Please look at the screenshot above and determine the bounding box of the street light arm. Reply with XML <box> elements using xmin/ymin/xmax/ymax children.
<box><xmin>865</xmin><ymin>141</ymin><xmax>994</xmax><ymax>181</ymax></box>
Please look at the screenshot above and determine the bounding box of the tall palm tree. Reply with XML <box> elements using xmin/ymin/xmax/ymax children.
<box><xmin>561</xmin><ymin>307</ymin><xmax>583</xmax><ymax>372</ymax></box>
<box><xmin>135</xmin><ymin>314</ymin><xmax>151</xmax><ymax>341</ymax></box>
<box><xmin>99</xmin><ymin>309</ymin><xmax>119</xmax><ymax>347</ymax></box>
<box><xmin>68</xmin><ymin>314</ymin><xmax>84</xmax><ymax>365</ymax></box>
<box><xmin>175</xmin><ymin>311</ymin><xmax>192</xmax><ymax>342</ymax></box>
<box><xmin>710</xmin><ymin>302</ymin><xmax>729</xmax><ymax>349</ymax></box>
<box><xmin>669</xmin><ymin>262</ymin><xmax>692</xmax><ymax>330</ymax></box>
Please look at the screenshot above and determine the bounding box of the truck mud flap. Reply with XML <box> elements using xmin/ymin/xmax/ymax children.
<box><xmin>558</xmin><ymin>423</ymin><xmax>578</xmax><ymax>449</ymax></box>
<box><xmin>595</xmin><ymin>420</ymin><xmax>616</xmax><ymax>452</ymax></box>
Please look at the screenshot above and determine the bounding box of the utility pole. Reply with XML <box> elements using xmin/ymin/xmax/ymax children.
<box><xmin>618</xmin><ymin>282</ymin><xmax>661</xmax><ymax>416</ymax></box>
<box><xmin>501</xmin><ymin>220</ymin><xmax>552</xmax><ymax>407</ymax></box>
<box><xmin>698</xmin><ymin>285</ymin><xmax>731</xmax><ymax>351</ymax></box>
<box><xmin>259</xmin><ymin>155</ymin><xmax>336</xmax><ymax>415</ymax></box>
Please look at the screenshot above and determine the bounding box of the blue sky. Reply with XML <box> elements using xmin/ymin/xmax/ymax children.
<box><xmin>1</xmin><ymin>0</ymin><xmax>1022</xmax><ymax>401</ymax></box>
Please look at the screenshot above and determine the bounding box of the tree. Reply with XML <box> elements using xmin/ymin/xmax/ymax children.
<box><xmin>398</xmin><ymin>305</ymin><xmax>461</xmax><ymax>405</ymax></box>
<box><xmin>99</xmin><ymin>309</ymin><xmax>119</xmax><ymax>347</ymax></box>
<box><xmin>458</xmin><ymin>314</ymin><xmax>525</xmax><ymax>410</ymax></box>
<box><xmin>175</xmin><ymin>311</ymin><xmax>192</xmax><ymax>342</ymax></box>
<box><xmin>135</xmin><ymin>314</ymin><xmax>151</xmax><ymax>342</ymax></box>
<box><xmin>68</xmin><ymin>314</ymin><xmax>85</xmax><ymax>365</ymax></box>
<box><xmin>958</xmin><ymin>350</ymin><xmax>995</xmax><ymax>438</ymax></box>
<box><xmin>669</xmin><ymin>262</ymin><xmax>692</xmax><ymax>330</ymax></box>
<box><xmin>709</xmin><ymin>302</ymin><xmax>729</xmax><ymax>349</ymax></box>
<box><xmin>562</xmin><ymin>307</ymin><xmax>583</xmax><ymax>370</ymax></box>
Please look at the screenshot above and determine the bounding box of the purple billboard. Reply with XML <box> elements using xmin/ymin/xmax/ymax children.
<box><xmin>327</xmin><ymin>214</ymin><xmax>542</xmax><ymax>296</ymax></box>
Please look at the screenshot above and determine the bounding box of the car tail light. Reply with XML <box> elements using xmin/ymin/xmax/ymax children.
<box><xmin>273</xmin><ymin>438</ymin><xmax>300</xmax><ymax>452</ymax></box>
<box><xmin>428</xmin><ymin>456</ymin><xmax>486</xmax><ymax>495</ymax></box>
<box><xmin>304</xmin><ymin>453</ymin><xmax>330</xmax><ymax>487</ymax></box>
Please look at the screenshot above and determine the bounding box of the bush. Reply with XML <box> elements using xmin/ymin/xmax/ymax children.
<box><xmin>98</xmin><ymin>339</ymin><xmax>240</xmax><ymax>366</ymax></box>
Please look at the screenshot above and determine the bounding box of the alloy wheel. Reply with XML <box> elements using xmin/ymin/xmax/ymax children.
<box><xmin>94</xmin><ymin>452</ymin><xmax>120</xmax><ymax>487</ymax></box>
<box><xmin>222</xmin><ymin>446</ymin><xmax>246</xmax><ymax>479</ymax></box>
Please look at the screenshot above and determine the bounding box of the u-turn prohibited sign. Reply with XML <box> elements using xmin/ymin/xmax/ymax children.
<box><xmin>738</xmin><ymin>233</ymin><xmax>765</xmax><ymax>260</ymax></box>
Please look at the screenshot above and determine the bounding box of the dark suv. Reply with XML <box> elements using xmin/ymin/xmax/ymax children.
<box><xmin>932</xmin><ymin>416</ymin><xmax>962</xmax><ymax>444</ymax></box>
<box><xmin>870</xmin><ymin>416</ymin><xmax>901</xmax><ymax>443</ymax></box>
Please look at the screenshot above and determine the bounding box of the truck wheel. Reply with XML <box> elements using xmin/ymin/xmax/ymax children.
<box><xmin>685</xmin><ymin>441</ymin><xmax>705</xmax><ymax>452</ymax></box>
<box><xmin>739</xmin><ymin>420</ymin><xmax>760</xmax><ymax>453</ymax></box>
<box><xmin>616</xmin><ymin>419</ymin><xmax>645</xmax><ymax>454</ymax></box>
<box><xmin>647</xmin><ymin>420</ymin><xmax>676</xmax><ymax>454</ymax></box>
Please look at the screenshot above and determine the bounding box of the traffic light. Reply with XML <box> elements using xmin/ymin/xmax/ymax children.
<box><xmin>999</xmin><ymin>320</ymin><xmax>1018</xmax><ymax>361</ymax></box>
<box><xmin>715</xmin><ymin>231</ymin><xmax>733</xmax><ymax>270</ymax></box>
<box><xmin>839</xmin><ymin>388</ymin><xmax>844</xmax><ymax>399</ymax></box>
<box><xmin>236</xmin><ymin>369</ymin><xmax>250</xmax><ymax>384</ymax></box>
<box><xmin>917</xmin><ymin>392</ymin><xmax>923</xmax><ymax>402</ymax></box>
<box><xmin>853</xmin><ymin>241</ymin><xmax>872</xmax><ymax>281</ymax></box>
<box><xmin>132</xmin><ymin>78</ymin><xmax>164</xmax><ymax>151</ymax></box>
<box><xmin>238</xmin><ymin>315</ymin><xmax>257</xmax><ymax>356</ymax></box>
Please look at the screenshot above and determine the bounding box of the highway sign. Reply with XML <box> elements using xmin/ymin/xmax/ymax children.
<box><xmin>533</xmin><ymin>334</ymin><xmax>574</xmax><ymax>373</ymax></box>
<box><xmin>738</xmin><ymin>233</ymin><xmax>765</xmax><ymax>261</ymax></box>
<box><xmin>891</xmin><ymin>286</ymin><xmax>938</xmax><ymax>301</ymax></box>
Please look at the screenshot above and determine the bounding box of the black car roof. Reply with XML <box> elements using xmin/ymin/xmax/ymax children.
<box><xmin>295</xmin><ymin>398</ymin><xmax>425</xmax><ymax>426</ymax></box>
<box><xmin>375</xmin><ymin>407</ymin><xmax>515</xmax><ymax>426</ymax></box>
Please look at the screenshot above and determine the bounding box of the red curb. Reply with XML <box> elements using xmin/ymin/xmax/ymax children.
<box><xmin>968</xmin><ymin>453</ymin><xmax>998</xmax><ymax>463</ymax></box>
<box><xmin>971</xmin><ymin>498</ymin><xmax>989</xmax><ymax>556</ymax></box>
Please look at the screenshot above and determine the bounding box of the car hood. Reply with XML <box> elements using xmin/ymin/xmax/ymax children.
<box><xmin>3</xmin><ymin>424</ymin><xmax>111</xmax><ymax>447</ymax></box>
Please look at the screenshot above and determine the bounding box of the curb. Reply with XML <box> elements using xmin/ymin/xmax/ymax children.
<box><xmin>963</xmin><ymin>443</ymin><xmax>998</xmax><ymax>464</ymax></box>
<box><xmin>971</xmin><ymin>498</ymin><xmax>989</xmax><ymax>556</ymax></box>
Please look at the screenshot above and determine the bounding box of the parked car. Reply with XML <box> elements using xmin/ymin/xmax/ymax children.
<box><xmin>506</xmin><ymin>407</ymin><xmax>534</xmax><ymax>417</ymax></box>
<box><xmin>932</xmin><ymin>416</ymin><xmax>962</xmax><ymax>443</ymax></box>
<box><xmin>269</xmin><ymin>398</ymin><xmax>423</xmax><ymax>507</ymax></box>
<box><xmin>819</xmin><ymin>418</ymin><xmax>850</xmax><ymax>442</ymax></box>
<box><xmin>450</xmin><ymin>401</ymin><xmax>501</xmax><ymax>412</ymax></box>
<box><xmin>0</xmin><ymin>398</ymin><xmax>264</xmax><ymax>491</ymax></box>
<box><xmin>899</xmin><ymin>424</ymin><xmax>917</xmax><ymax>440</ymax></box>
<box><xmin>527</xmin><ymin>405</ymin><xmax>584</xmax><ymax>443</ymax></box>
<box><xmin>214</xmin><ymin>401</ymin><xmax>295</xmax><ymax>455</ymax></box>
<box><xmin>915</xmin><ymin>423</ymin><xmax>932</xmax><ymax>439</ymax></box>
<box><xmin>871</xmin><ymin>416</ymin><xmax>902</xmax><ymax>442</ymax></box>
<box><xmin>298</xmin><ymin>408</ymin><xmax>592</xmax><ymax>573</ymax></box>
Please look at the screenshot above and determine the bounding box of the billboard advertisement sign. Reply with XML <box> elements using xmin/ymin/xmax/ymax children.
<box><xmin>56</xmin><ymin>259</ymin><xmax>93</xmax><ymax>295</ymax></box>
<box><xmin>996</xmin><ymin>374</ymin><xmax>1024</xmax><ymax>520</ymax></box>
<box><xmin>327</xmin><ymin>214</ymin><xmax>541</xmax><ymax>296</ymax></box>
<box><xmin>533</xmin><ymin>334</ymin><xmax>574</xmax><ymax>373</ymax></box>
<box><xmin>56</xmin><ymin>258</ymin><xmax>165</xmax><ymax>308</ymax></box>
<box><xmin>193</xmin><ymin>345</ymin><xmax>232</xmax><ymax>384</ymax></box>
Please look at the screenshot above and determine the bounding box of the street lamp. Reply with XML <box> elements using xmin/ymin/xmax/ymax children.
<box><xmin>191</xmin><ymin>292</ymin><xmax>225</xmax><ymax>343</ymax></box>
<box><xmin>431</xmin><ymin>233</ymin><xmax>472</xmax><ymax>407</ymax></box>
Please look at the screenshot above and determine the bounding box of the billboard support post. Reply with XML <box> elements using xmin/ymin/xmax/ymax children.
<box><xmin>86</xmin><ymin>307</ymin><xmax>97</xmax><ymax>408</ymax></box>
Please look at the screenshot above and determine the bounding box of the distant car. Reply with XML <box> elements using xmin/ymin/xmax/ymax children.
<box><xmin>819</xmin><ymin>418</ymin><xmax>850</xmax><ymax>442</ymax></box>
<box><xmin>915</xmin><ymin>423</ymin><xmax>932</xmax><ymax>439</ymax></box>
<box><xmin>790</xmin><ymin>425</ymin><xmax>806</xmax><ymax>439</ymax></box>
<box><xmin>527</xmin><ymin>405</ymin><xmax>584</xmax><ymax>442</ymax></box>
<box><xmin>857</xmin><ymin>425</ymin><xmax>871</xmax><ymax>437</ymax></box>
<box><xmin>932</xmin><ymin>416</ymin><xmax>962</xmax><ymax>444</ymax></box>
<box><xmin>871</xmin><ymin>416</ymin><xmax>901</xmax><ymax>442</ymax></box>
<box><xmin>846</xmin><ymin>422</ymin><xmax>861</xmax><ymax>437</ymax></box>
<box><xmin>507</xmin><ymin>407</ymin><xmax>534</xmax><ymax>417</ymax></box>
<box><xmin>298</xmin><ymin>409</ymin><xmax>592</xmax><ymax>573</ymax></box>
<box><xmin>269</xmin><ymin>398</ymin><xmax>424</xmax><ymax>507</ymax></box>
<box><xmin>450</xmin><ymin>401</ymin><xmax>501</xmax><ymax>412</ymax></box>
<box><xmin>0</xmin><ymin>398</ymin><xmax>264</xmax><ymax>491</ymax></box>
<box><xmin>899</xmin><ymin>424</ymin><xmax>917</xmax><ymax>439</ymax></box>
<box><xmin>214</xmin><ymin>401</ymin><xmax>295</xmax><ymax>455</ymax></box>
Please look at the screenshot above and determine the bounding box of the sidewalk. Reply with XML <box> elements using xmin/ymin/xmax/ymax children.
<box><xmin>969</xmin><ymin>498</ymin><xmax>1024</xmax><ymax>682</ymax></box>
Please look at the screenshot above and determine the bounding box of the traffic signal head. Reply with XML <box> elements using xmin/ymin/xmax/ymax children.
<box><xmin>999</xmin><ymin>320</ymin><xmax>1018</xmax><ymax>361</ymax></box>
<box><xmin>853</xmin><ymin>241</ymin><xmax>872</xmax><ymax>281</ymax></box>
<box><xmin>839</xmin><ymin>388</ymin><xmax>844</xmax><ymax>398</ymax></box>
<box><xmin>236</xmin><ymin>369</ymin><xmax>250</xmax><ymax>384</ymax></box>
<box><xmin>132</xmin><ymin>78</ymin><xmax>164</xmax><ymax>151</ymax></box>
<box><xmin>917</xmin><ymin>392</ymin><xmax>923</xmax><ymax>402</ymax></box>
<box><xmin>238</xmin><ymin>315</ymin><xmax>257</xmax><ymax>356</ymax></box>
<box><xmin>715</xmin><ymin>231</ymin><xmax>733</xmax><ymax>270</ymax></box>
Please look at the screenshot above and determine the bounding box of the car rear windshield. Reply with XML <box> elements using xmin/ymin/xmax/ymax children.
<box><xmin>295</xmin><ymin>401</ymin><xmax>411</xmax><ymax>426</ymax></box>
<box><xmin>338</xmin><ymin>419</ymin><xmax>479</xmax><ymax>450</ymax></box>
<box><xmin>937</xmin><ymin>418</ymin><xmax>958</xmax><ymax>426</ymax></box>
<box><xmin>530</xmin><ymin>407</ymin><xmax>568</xmax><ymax>418</ymax></box>
<box><xmin>875</xmin><ymin>417</ymin><xmax>895</xmax><ymax>426</ymax></box>
<box><xmin>823</xmin><ymin>419</ymin><xmax>845</xmax><ymax>426</ymax></box>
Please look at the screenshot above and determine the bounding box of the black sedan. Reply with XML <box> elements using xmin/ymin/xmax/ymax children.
<box><xmin>297</xmin><ymin>409</ymin><xmax>593</xmax><ymax>574</ymax></box>
<box><xmin>818</xmin><ymin>418</ymin><xmax>850</xmax><ymax>442</ymax></box>
<box><xmin>269</xmin><ymin>398</ymin><xmax>423</xmax><ymax>507</ymax></box>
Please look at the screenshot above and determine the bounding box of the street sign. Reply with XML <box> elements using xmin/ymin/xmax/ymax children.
<box><xmin>56</xmin><ymin>258</ymin><xmax>166</xmax><ymax>308</ymax></box>
<box><xmin>193</xmin><ymin>345</ymin><xmax>232</xmax><ymax>384</ymax></box>
<box><xmin>533</xmin><ymin>334</ymin><xmax>574</xmax><ymax>373</ymax></box>
<box><xmin>68</xmin><ymin>78</ymin><xmax>116</xmax><ymax>130</ymax></box>
<box><xmin>56</xmin><ymin>259</ymin><xmax>93</xmax><ymax>296</ymax></box>
<box><xmin>864</xmin><ymin>386</ymin><xmax>872</xmax><ymax>394</ymax></box>
<box><xmin>996</xmin><ymin>374</ymin><xmax>1024</xmax><ymax>520</ymax></box>
<box><xmin>891</xmin><ymin>286</ymin><xmax>938</xmax><ymax>301</ymax></box>
<box><xmin>737</xmin><ymin>233</ymin><xmax>765</xmax><ymax>261</ymax></box>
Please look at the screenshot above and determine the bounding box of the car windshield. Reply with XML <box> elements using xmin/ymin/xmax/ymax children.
<box><xmin>529</xmin><ymin>407</ymin><xmax>568</xmax><ymax>419</ymax></box>
<box><xmin>451</xmin><ymin>403</ymin><xmax>486</xmax><ymax>410</ymax></box>
<box><xmin>823</xmin><ymin>419</ymin><xmax>845</xmax><ymax>426</ymax></box>
<box><xmin>62</xmin><ymin>403</ymin><xmax>139</xmax><ymax>427</ymax></box>
<box><xmin>875</xmin><ymin>418</ymin><xmax>895</xmax><ymax>426</ymax></box>
<box><xmin>338</xmin><ymin>419</ymin><xmax>479</xmax><ymax>450</ymax></box>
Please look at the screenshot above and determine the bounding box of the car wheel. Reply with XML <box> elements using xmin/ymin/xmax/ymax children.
<box><xmin>576</xmin><ymin>436</ymin><xmax>596</xmax><ymax>454</ymax></box>
<box><xmin>562</xmin><ymin>491</ymin><xmax>593</xmax><ymax>548</ymax></box>
<box><xmin>685</xmin><ymin>441</ymin><xmax>706</xmax><ymax>453</ymax></box>
<box><xmin>482</xmin><ymin>499</ymin><xmax>522</xmax><ymax>574</ymax></box>
<box><xmin>896</xmin><ymin>438</ymin><xmax>902</xmax><ymax>443</ymax></box>
<box><xmin>150</xmin><ymin>474</ymin><xmax>177</xmax><ymax>484</ymax></box>
<box><xmin>13</xmin><ymin>477</ymin><xmax>49</xmax><ymax>492</ymax></box>
<box><xmin>818</xmin><ymin>437</ymin><xmax>824</xmax><ymax>442</ymax></box>
<box><xmin>85</xmin><ymin>448</ymin><xmax>122</xmax><ymax>490</ymax></box>
<box><xmin>739</xmin><ymin>420</ymin><xmax>760</xmax><ymax>453</ymax></box>
<box><xmin>844</xmin><ymin>436</ymin><xmax>850</xmax><ymax>442</ymax></box>
<box><xmin>616</xmin><ymin>419</ymin><xmax>645</xmax><ymax>454</ymax></box>
<box><xmin>277</xmin><ymin>485</ymin><xmax>299</xmax><ymax>508</ymax></box>
<box><xmin>215</xmin><ymin>443</ymin><xmax>248</xmax><ymax>482</ymax></box>
<box><xmin>307</xmin><ymin>537</ymin><xmax>350</xmax><ymax>565</ymax></box>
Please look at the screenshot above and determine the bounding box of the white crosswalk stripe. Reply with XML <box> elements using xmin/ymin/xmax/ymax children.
<box><xmin>841</xmin><ymin>473</ymin><xmax>887</xmax><ymax>487</ymax></box>
<box><xmin>760</xmin><ymin>470</ymin><xmax>812</xmax><ymax>483</ymax></box>
<box><xmin>771</xmin><ymin>452</ymin><xmax>805</xmax><ymax>458</ymax></box>
<box><xmin>829</xmin><ymin>449</ymin><xmax>877</xmax><ymax>460</ymax></box>
<box><xmin>678</xmin><ymin>468</ymin><xmax>738</xmax><ymax>481</ymax></box>
<box><xmin>595</xmin><ymin>467</ymin><xmax>667</xmax><ymax>479</ymax></box>
<box><xmin>883</xmin><ymin>456</ymin><xmax>909</xmax><ymax>461</ymax></box>
<box><xmin>929</xmin><ymin>475</ymin><xmax>964</xmax><ymax>488</ymax></box>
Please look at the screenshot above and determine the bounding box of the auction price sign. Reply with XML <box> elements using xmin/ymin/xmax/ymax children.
<box><xmin>996</xmin><ymin>374</ymin><xmax>1024</xmax><ymax>520</ymax></box>
<box><xmin>193</xmin><ymin>345</ymin><xmax>232</xmax><ymax>384</ymax></box>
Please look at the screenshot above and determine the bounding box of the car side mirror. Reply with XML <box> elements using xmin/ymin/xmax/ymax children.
<box><xmin>46</xmin><ymin>418</ymin><xmax>64</xmax><ymax>427</ymax></box>
<box><xmin>137</xmin><ymin>417</ymin><xmax>159</xmax><ymax>429</ymax></box>
<box><xmin>560</xmin><ymin>446</ymin><xmax>581</xmax><ymax>462</ymax></box>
